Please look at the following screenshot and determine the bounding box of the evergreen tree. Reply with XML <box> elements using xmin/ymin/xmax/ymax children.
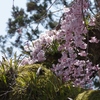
<box><xmin>0</xmin><ymin>0</ymin><xmax>70</xmax><ymax>58</ymax></box>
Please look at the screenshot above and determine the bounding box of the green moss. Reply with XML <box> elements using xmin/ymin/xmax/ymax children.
<box><xmin>76</xmin><ymin>90</ymin><xmax>100</xmax><ymax>100</ymax></box>
<box><xmin>1</xmin><ymin>63</ymin><xmax>100</xmax><ymax>100</ymax></box>
<box><xmin>10</xmin><ymin>64</ymin><xmax>62</xmax><ymax>100</ymax></box>
<box><xmin>10</xmin><ymin>64</ymin><xmax>84</xmax><ymax>100</ymax></box>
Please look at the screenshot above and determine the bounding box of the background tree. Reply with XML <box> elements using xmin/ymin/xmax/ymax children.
<box><xmin>0</xmin><ymin>0</ymin><xmax>99</xmax><ymax>58</ymax></box>
<box><xmin>0</xmin><ymin>0</ymin><xmax>72</xmax><ymax>58</ymax></box>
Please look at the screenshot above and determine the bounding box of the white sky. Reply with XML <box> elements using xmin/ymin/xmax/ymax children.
<box><xmin>0</xmin><ymin>0</ymin><xmax>26</xmax><ymax>36</ymax></box>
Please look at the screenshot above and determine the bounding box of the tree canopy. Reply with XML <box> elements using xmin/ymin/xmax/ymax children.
<box><xmin>0</xmin><ymin>0</ymin><xmax>99</xmax><ymax>57</ymax></box>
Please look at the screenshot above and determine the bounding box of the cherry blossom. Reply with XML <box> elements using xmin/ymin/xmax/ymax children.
<box><xmin>21</xmin><ymin>0</ymin><xmax>100</xmax><ymax>88</ymax></box>
<box><xmin>89</xmin><ymin>36</ymin><xmax>99</xmax><ymax>43</ymax></box>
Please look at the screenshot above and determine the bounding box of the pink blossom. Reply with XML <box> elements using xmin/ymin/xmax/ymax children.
<box><xmin>78</xmin><ymin>51</ymin><xmax>87</xmax><ymax>56</ymax></box>
<box><xmin>20</xmin><ymin>57</ymin><xmax>30</xmax><ymax>66</ymax></box>
<box><xmin>89</xmin><ymin>17</ymin><xmax>95</xmax><ymax>26</ymax></box>
<box><xmin>37</xmin><ymin>50</ymin><xmax>46</xmax><ymax>61</ymax></box>
<box><xmin>20</xmin><ymin>0</ymin><xmax>100</xmax><ymax>89</ymax></box>
<box><xmin>89</xmin><ymin>37</ymin><xmax>99</xmax><ymax>43</ymax></box>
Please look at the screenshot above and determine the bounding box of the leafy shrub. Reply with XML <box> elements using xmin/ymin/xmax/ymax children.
<box><xmin>9</xmin><ymin>64</ymin><xmax>84</xmax><ymax>100</ymax></box>
<box><xmin>0</xmin><ymin>55</ymin><xmax>18</xmax><ymax>100</ymax></box>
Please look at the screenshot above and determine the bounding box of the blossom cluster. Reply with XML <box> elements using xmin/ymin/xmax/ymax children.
<box><xmin>21</xmin><ymin>0</ymin><xmax>100</xmax><ymax>88</ymax></box>
<box><xmin>21</xmin><ymin>30</ymin><xmax>58</xmax><ymax>65</ymax></box>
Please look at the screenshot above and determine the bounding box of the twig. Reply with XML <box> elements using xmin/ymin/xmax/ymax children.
<box><xmin>33</xmin><ymin>0</ymin><xmax>58</xmax><ymax>31</ymax></box>
<box><xmin>0</xmin><ymin>91</ymin><xmax>12</xmax><ymax>97</ymax></box>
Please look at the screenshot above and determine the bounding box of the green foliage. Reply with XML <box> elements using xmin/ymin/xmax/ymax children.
<box><xmin>0</xmin><ymin>60</ymin><xmax>84</xmax><ymax>100</ymax></box>
<box><xmin>76</xmin><ymin>90</ymin><xmax>100</xmax><ymax>100</ymax></box>
<box><xmin>0</xmin><ymin>56</ymin><xmax>100</xmax><ymax>100</ymax></box>
<box><xmin>27</xmin><ymin>2</ymin><xmax>37</xmax><ymax>12</ymax></box>
<box><xmin>42</xmin><ymin>40</ymin><xmax>62</xmax><ymax>68</ymax></box>
<box><xmin>9</xmin><ymin>64</ymin><xmax>85</xmax><ymax>100</ymax></box>
<box><xmin>0</xmin><ymin>54</ymin><xmax>19</xmax><ymax>100</ymax></box>
<box><xmin>10</xmin><ymin>64</ymin><xmax>61</xmax><ymax>100</ymax></box>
